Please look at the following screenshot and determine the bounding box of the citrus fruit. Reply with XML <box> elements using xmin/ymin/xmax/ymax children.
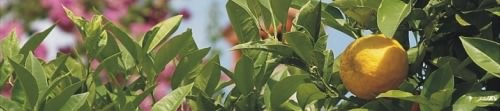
<box><xmin>340</xmin><ymin>34</ymin><xmax>408</xmax><ymax>100</ymax></box>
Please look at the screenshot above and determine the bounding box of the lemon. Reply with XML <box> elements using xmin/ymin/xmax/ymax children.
<box><xmin>340</xmin><ymin>34</ymin><xmax>408</xmax><ymax>100</ymax></box>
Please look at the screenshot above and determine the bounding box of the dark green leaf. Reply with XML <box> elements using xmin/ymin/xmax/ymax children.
<box><xmin>19</xmin><ymin>25</ymin><xmax>55</xmax><ymax>56</ymax></box>
<box><xmin>460</xmin><ymin>37</ymin><xmax>500</xmax><ymax>77</ymax></box>
<box><xmin>377</xmin><ymin>0</ymin><xmax>411</xmax><ymax>37</ymax></box>
<box><xmin>106</xmin><ymin>23</ymin><xmax>143</xmax><ymax>63</ymax></box>
<box><xmin>143</xmin><ymin>15</ymin><xmax>183</xmax><ymax>53</ymax></box>
<box><xmin>271</xmin><ymin>74</ymin><xmax>308</xmax><ymax>110</ymax></box>
<box><xmin>152</xmin><ymin>83</ymin><xmax>194</xmax><ymax>111</ymax></box>
<box><xmin>270</xmin><ymin>0</ymin><xmax>292</xmax><ymax>24</ymax></box>
<box><xmin>59</xmin><ymin>92</ymin><xmax>89</xmax><ymax>111</ymax></box>
<box><xmin>226</xmin><ymin>0</ymin><xmax>260</xmax><ymax>43</ymax></box>
<box><xmin>8</xmin><ymin>59</ymin><xmax>38</xmax><ymax>109</ymax></box>
<box><xmin>44</xmin><ymin>81</ymin><xmax>84</xmax><ymax>111</ymax></box>
<box><xmin>194</xmin><ymin>55</ymin><xmax>220</xmax><ymax>95</ymax></box>
<box><xmin>233</xmin><ymin>55</ymin><xmax>254</xmax><ymax>95</ymax></box>
<box><xmin>422</xmin><ymin>64</ymin><xmax>454</xmax><ymax>97</ymax></box>
<box><xmin>171</xmin><ymin>48</ymin><xmax>210</xmax><ymax>89</ymax></box>
<box><xmin>296</xmin><ymin>83</ymin><xmax>327</xmax><ymax>109</ymax></box>
<box><xmin>285</xmin><ymin>32</ymin><xmax>315</xmax><ymax>65</ymax></box>
<box><xmin>154</xmin><ymin>29</ymin><xmax>194</xmax><ymax>72</ymax></box>
<box><xmin>295</xmin><ymin>0</ymin><xmax>321</xmax><ymax>40</ymax></box>
<box><xmin>231</xmin><ymin>40</ymin><xmax>294</xmax><ymax>57</ymax></box>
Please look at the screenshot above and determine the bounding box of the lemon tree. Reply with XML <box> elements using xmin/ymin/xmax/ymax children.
<box><xmin>0</xmin><ymin>0</ymin><xmax>499</xmax><ymax>110</ymax></box>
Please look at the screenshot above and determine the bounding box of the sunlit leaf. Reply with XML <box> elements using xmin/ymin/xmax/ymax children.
<box><xmin>460</xmin><ymin>37</ymin><xmax>500</xmax><ymax>77</ymax></box>
<box><xmin>59</xmin><ymin>92</ymin><xmax>89</xmax><ymax>111</ymax></box>
<box><xmin>285</xmin><ymin>32</ymin><xmax>315</xmax><ymax>65</ymax></box>
<box><xmin>44</xmin><ymin>81</ymin><xmax>84</xmax><ymax>111</ymax></box>
<box><xmin>152</xmin><ymin>83</ymin><xmax>194</xmax><ymax>111</ymax></box>
<box><xmin>377</xmin><ymin>0</ymin><xmax>411</xmax><ymax>37</ymax></box>
<box><xmin>296</xmin><ymin>83</ymin><xmax>327</xmax><ymax>109</ymax></box>
<box><xmin>226</xmin><ymin>0</ymin><xmax>260</xmax><ymax>43</ymax></box>
<box><xmin>143</xmin><ymin>15</ymin><xmax>183</xmax><ymax>53</ymax></box>
<box><xmin>271</xmin><ymin>74</ymin><xmax>308</xmax><ymax>110</ymax></box>
<box><xmin>8</xmin><ymin>59</ymin><xmax>38</xmax><ymax>109</ymax></box>
<box><xmin>453</xmin><ymin>91</ymin><xmax>500</xmax><ymax>111</ymax></box>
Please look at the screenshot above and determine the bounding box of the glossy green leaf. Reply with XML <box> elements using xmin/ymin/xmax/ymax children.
<box><xmin>58</xmin><ymin>92</ymin><xmax>89</xmax><ymax>111</ymax></box>
<box><xmin>44</xmin><ymin>81</ymin><xmax>84</xmax><ymax>111</ymax></box>
<box><xmin>271</xmin><ymin>74</ymin><xmax>308</xmax><ymax>110</ymax></box>
<box><xmin>295</xmin><ymin>0</ymin><xmax>321</xmax><ymax>40</ymax></box>
<box><xmin>428</xmin><ymin>89</ymin><xmax>454</xmax><ymax>111</ymax></box>
<box><xmin>377</xmin><ymin>90</ymin><xmax>430</xmax><ymax>105</ymax></box>
<box><xmin>226</xmin><ymin>0</ymin><xmax>260</xmax><ymax>43</ymax></box>
<box><xmin>143</xmin><ymin>15</ymin><xmax>183</xmax><ymax>53</ymax></box>
<box><xmin>0</xmin><ymin>96</ymin><xmax>22</xmax><ymax>111</ymax></box>
<box><xmin>154</xmin><ymin>29</ymin><xmax>194</xmax><ymax>72</ymax></box>
<box><xmin>322</xmin><ymin>4</ymin><xmax>359</xmax><ymax>38</ymax></box>
<box><xmin>8</xmin><ymin>59</ymin><xmax>38</xmax><ymax>109</ymax></box>
<box><xmin>453</xmin><ymin>91</ymin><xmax>500</xmax><ymax>111</ymax></box>
<box><xmin>19</xmin><ymin>25</ymin><xmax>55</xmax><ymax>56</ymax></box>
<box><xmin>232</xmin><ymin>40</ymin><xmax>294</xmax><ymax>57</ymax></box>
<box><xmin>460</xmin><ymin>37</ymin><xmax>500</xmax><ymax>77</ymax></box>
<box><xmin>422</xmin><ymin>64</ymin><xmax>454</xmax><ymax>98</ymax></box>
<box><xmin>233</xmin><ymin>55</ymin><xmax>255</xmax><ymax>95</ymax></box>
<box><xmin>486</xmin><ymin>7</ymin><xmax>500</xmax><ymax>16</ymax></box>
<box><xmin>171</xmin><ymin>48</ymin><xmax>210</xmax><ymax>89</ymax></box>
<box><xmin>285</xmin><ymin>32</ymin><xmax>315</xmax><ymax>65</ymax></box>
<box><xmin>63</xmin><ymin>7</ymin><xmax>86</xmax><ymax>30</ymax></box>
<box><xmin>152</xmin><ymin>83</ymin><xmax>194</xmax><ymax>111</ymax></box>
<box><xmin>296</xmin><ymin>83</ymin><xmax>327</xmax><ymax>109</ymax></box>
<box><xmin>377</xmin><ymin>0</ymin><xmax>411</xmax><ymax>37</ymax></box>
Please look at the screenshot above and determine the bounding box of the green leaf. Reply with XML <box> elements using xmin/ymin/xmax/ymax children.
<box><xmin>154</xmin><ymin>29</ymin><xmax>194</xmax><ymax>72</ymax></box>
<box><xmin>59</xmin><ymin>92</ymin><xmax>89</xmax><ymax>111</ymax></box>
<box><xmin>285</xmin><ymin>32</ymin><xmax>315</xmax><ymax>65</ymax></box>
<box><xmin>271</xmin><ymin>74</ymin><xmax>308</xmax><ymax>110</ymax></box>
<box><xmin>63</xmin><ymin>7</ymin><xmax>86</xmax><ymax>31</ymax></box>
<box><xmin>194</xmin><ymin>55</ymin><xmax>220</xmax><ymax>95</ymax></box>
<box><xmin>8</xmin><ymin>59</ymin><xmax>38</xmax><ymax>109</ymax></box>
<box><xmin>453</xmin><ymin>91</ymin><xmax>500</xmax><ymax>111</ymax></box>
<box><xmin>226</xmin><ymin>0</ymin><xmax>260</xmax><ymax>43</ymax></box>
<box><xmin>0</xmin><ymin>96</ymin><xmax>22</xmax><ymax>111</ymax></box>
<box><xmin>35</xmin><ymin>73</ymin><xmax>70</xmax><ymax>110</ymax></box>
<box><xmin>422</xmin><ymin>64</ymin><xmax>454</xmax><ymax>98</ymax></box>
<box><xmin>296</xmin><ymin>83</ymin><xmax>327</xmax><ymax>109</ymax></box>
<box><xmin>270</xmin><ymin>0</ymin><xmax>292</xmax><ymax>24</ymax></box>
<box><xmin>377</xmin><ymin>90</ymin><xmax>430</xmax><ymax>105</ymax></box>
<box><xmin>322</xmin><ymin>4</ymin><xmax>359</xmax><ymax>38</ymax></box>
<box><xmin>233</xmin><ymin>55</ymin><xmax>254</xmax><ymax>95</ymax></box>
<box><xmin>44</xmin><ymin>81</ymin><xmax>84</xmax><ymax>111</ymax></box>
<box><xmin>143</xmin><ymin>15</ymin><xmax>183</xmax><ymax>53</ymax></box>
<box><xmin>106</xmin><ymin>23</ymin><xmax>143</xmax><ymax>63</ymax></box>
<box><xmin>377</xmin><ymin>0</ymin><xmax>411</xmax><ymax>37</ymax></box>
<box><xmin>25</xmin><ymin>53</ymin><xmax>48</xmax><ymax>96</ymax></box>
<box><xmin>295</xmin><ymin>0</ymin><xmax>322</xmax><ymax>40</ymax></box>
<box><xmin>1</xmin><ymin>32</ymin><xmax>21</xmax><ymax>58</ymax></box>
<box><xmin>152</xmin><ymin>83</ymin><xmax>194</xmax><ymax>111</ymax></box>
<box><xmin>486</xmin><ymin>7</ymin><xmax>500</xmax><ymax>16</ymax></box>
<box><xmin>171</xmin><ymin>48</ymin><xmax>210</xmax><ymax>89</ymax></box>
<box><xmin>19</xmin><ymin>25</ymin><xmax>55</xmax><ymax>56</ymax></box>
<box><xmin>428</xmin><ymin>89</ymin><xmax>454</xmax><ymax>111</ymax></box>
<box><xmin>231</xmin><ymin>40</ymin><xmax>294</xmax><ymax>57</ymax></box>
<box><xmin>460</xmin><ymin>37</ymin><xmax>500</xmax><ymax>77</ymax></box>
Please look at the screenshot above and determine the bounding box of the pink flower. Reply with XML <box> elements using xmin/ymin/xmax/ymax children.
<box><xmin>0</xmin><ymin>20</ymin><xmax>24</xmax><ymax>40</ymax></box>
<box><xmin>103</xmin><ymin>0</ymin><xmax>136</xmax><ymax>22</ymax></box>
<box><xmin>130</xmin><ymin>23</ymin><xmax>154</xmax><ymax>37</ymax></box>
<box><xmin>34</xmin><ymin>44</ymin><xmax>48</xmax><ymax>60</ymax></box>
<box><xmin>179</xmin><ymin>8</ymin><xmax>191</xmax><ymax>20</ymax></box>
<box><xmin>42</xmin><ymin>0</ymin><xmax>90</xmax><ymax>32</ymax></box>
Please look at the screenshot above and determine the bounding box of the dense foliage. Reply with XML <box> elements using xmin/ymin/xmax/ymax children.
<box><xmin>1</xmin><ymin>0</ymin><xmax>499</xmax><ymax>111</ymax></box>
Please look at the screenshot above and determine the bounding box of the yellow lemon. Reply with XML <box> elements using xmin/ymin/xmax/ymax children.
<box><xmin>340</xmin><ymin>34</ymin><xmax>408</xmax><ymax>100</ymax></box>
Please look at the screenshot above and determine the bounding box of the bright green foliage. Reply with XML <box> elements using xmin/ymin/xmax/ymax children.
<box><xmin>1</xmin><ymin>0</ymin><xmax>499</xmax><ymax>110</ymax></box>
